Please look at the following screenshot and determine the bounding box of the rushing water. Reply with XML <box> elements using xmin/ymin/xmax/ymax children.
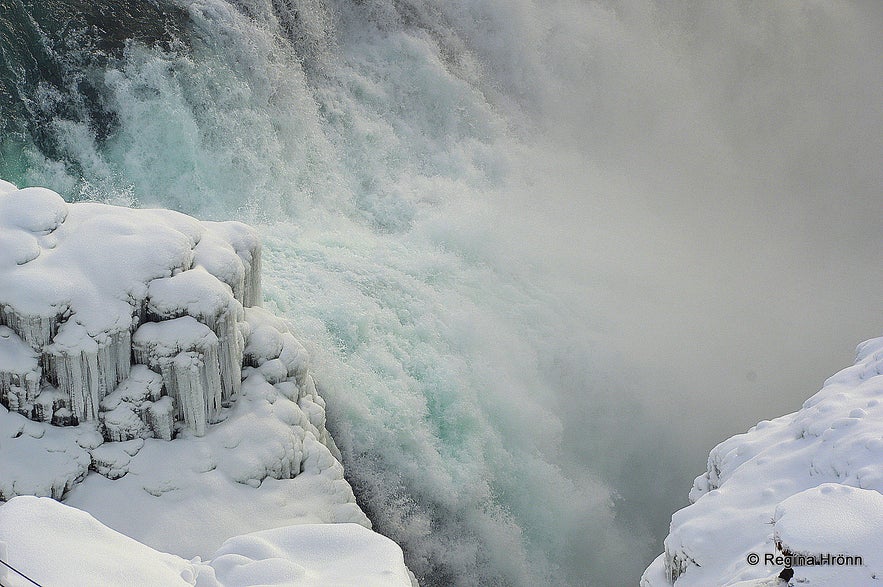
<box><xmin>1</xmin><ymin>1</ymin><xmax>881</xmax><ymax>585</ymax></box>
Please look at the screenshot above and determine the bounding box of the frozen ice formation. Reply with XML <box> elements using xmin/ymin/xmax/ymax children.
<box><xmin>0</xmin><ymin>326</ymin><xmax>40</xmax><ymax>418</ymax></box>
<box><xmin>642</xmin><ymin>336</ymin><xmax>883</xmax><ymax>586</ymax></box>
<box><xmin>0</xmin><ymin>183</ymin><xmax>260</xmax><ymax>436</ymax></box>
<box><xmin>0</xmin><ymin>182</ymin><xmax>375</xmax><ymax>568</ymax></box>
<box><xmin>0</xmin><ymin>496</ymin><xmax>414</xmax><ymax>587</ymax></box>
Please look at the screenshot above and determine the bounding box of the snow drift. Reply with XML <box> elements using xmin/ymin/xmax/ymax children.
<box><xmin>0</xmin><ymin>496</ymin><xmax>412</xmax><ymax>587</ymax></box>
<box><xmin>642</xmin><ymin>336</ymin><xmax>883</xmax><ymax>586</ymax></box>
<box><xmin>0</xmin><ymin>180</ymin><xmax>410</xmax><ymax>582</ymax></box>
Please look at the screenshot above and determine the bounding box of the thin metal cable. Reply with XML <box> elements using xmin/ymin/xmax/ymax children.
<box><xmin>0</xmin><ymin>558</ymin><xmax>43</xmax><ymax>587</ymax></box>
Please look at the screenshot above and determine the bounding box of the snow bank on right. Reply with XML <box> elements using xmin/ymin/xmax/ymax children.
<box><xmin>643</xmin><ymin>336</ymin><xmax>883</xmax><ymax>586</ymax></box>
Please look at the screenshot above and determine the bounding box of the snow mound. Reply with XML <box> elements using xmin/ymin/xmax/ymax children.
<box><xmin>642</xmin><ymin>336</ymin><xmax>883</xmax><ymax>586</ymax></box>
<box><xmin>210</xmin><ymin>522</ymin><xmax>414</xmax><ymax>586</ymax></box>
<box><xmin>0</xmin><ymin>496</ymin><xmax>413</xmax><ymax>587</ymax></box>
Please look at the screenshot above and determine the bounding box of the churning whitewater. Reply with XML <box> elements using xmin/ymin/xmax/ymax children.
<box><xmin>2</xmin><ymin>2</ymin><xmax>631</xmax><ymax>584</ymax></box>
<box><xmin>2</xmin><ymin>1</ymin><xmax>881</xmax><ymax>585</ymax></box>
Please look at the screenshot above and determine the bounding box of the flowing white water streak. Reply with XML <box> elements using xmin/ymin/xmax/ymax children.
<box><xmin>256</xmin><ymin>210</ymin><xmax>649</xmax><ymax>585</ymax></box>
<box><xmin>10</xmin><ymin>1</ymin><xmax>883</xmax><ymax>585</ymax></box>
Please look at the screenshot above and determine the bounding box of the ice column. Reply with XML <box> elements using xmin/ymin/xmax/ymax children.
<box><xmin>0</xmin><ymin>326</ymin><xmax>41</xmax><ymax>415</ymax></box>
<box><xmin>146</xmin><ymin>267</ymin><xmax>244</xmax><ymax>405</ymax></box>
<box><xmin>44</xmin><ymin>323</ymin><xmax>131</xmax><ymax>423</ymax></box>
<box><xmin>132</xmin><ymin>317</ymin><xmax>223</xmax><ymax>436</ymax></box>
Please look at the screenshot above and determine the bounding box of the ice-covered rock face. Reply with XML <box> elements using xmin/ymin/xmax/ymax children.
<box><xmin>0</xmin><ymin>181</ymin><xmax>387</xmax><ymax>579</ymax></box>
<box><xmin>642</xmin><ymin>336</ymin><xmax>883</xmax><ymax>586</ymax></box>
<box><xmin>0</xmin><ymin>182</ymin><xmax>260</xmax><ymax>436</ymax></box>
<box><xmin>0</xmin><ymin>183</ymin><xmax>347</xmax><ymax>508</ymax></box>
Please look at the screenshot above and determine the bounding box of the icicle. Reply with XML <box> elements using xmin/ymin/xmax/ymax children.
<box><xmin>173</xmin><ymin>352</ymin><xmax>208</xmax><ymax>436</ymax></box>
<box><xmin>132</xmin><ymin>317</ymin><xmax>223</xmax><ymax>436</ymax></box>
<box><xmin>44</xmin><ymin>323</ymin><xmax>131</xmax><ymax>423</ymax></box>
<box><xmin>0</xmin><ymin>304</ymin><xmax>65</xmax><ymax>352</ymax></box>
<box><xmin>0</xmin><ymin>326</ymin><xmax>41</xmax><ymax>416</ymax></box>
<box><xmin>146</xmin><ymin>267</ymin><xmax>244</xmax><ymax>404</ymax></box>
<box><xmin>242</xmin><ymin>240</ymin><xmax>262</xmax><ymax>309</ymax></box>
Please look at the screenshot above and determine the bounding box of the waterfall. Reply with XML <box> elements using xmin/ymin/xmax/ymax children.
<box><xmin>1</xmin><ymin>1</ymin><xmax>880</xmax><ymax>585</ymax></box>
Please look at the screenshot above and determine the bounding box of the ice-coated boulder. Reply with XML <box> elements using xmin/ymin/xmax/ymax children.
<box><xmin>0</xmin><ymin>409</ymin><xmax>93</xmax><ymax>500</ymax></box>
<box><xmin>98</xmin><ymin>365</ymin><xmax>164</xmax><ymax>441</ymax></box>
<box><xmin>133</xmin><ymin>317</ymin><xmax>224</xmax><ymax>436</ymax></box>
<box><xmin>146</xmin><ymin>266</ymin><xmax>245</xmax><ymax>404</ymax></box>
<box><xmin>642</xmin><ymin>335</ymin><xmax>883</xmax><ymax>586</ymax></box>
<box><xmin>0</xmin><ymin>326</ymin><xmax>41</xmax><ymax>415</ymax></box>
<box><xmin>195</xmin><ymin>221</ymin><xmax>263</xmax><ymax>309</ymax></box>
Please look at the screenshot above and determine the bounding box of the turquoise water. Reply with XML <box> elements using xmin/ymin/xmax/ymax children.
<box><xmin>2</xmin><ymin>1</ymin><xmax>881</xmax><ymax>585</ymax></box>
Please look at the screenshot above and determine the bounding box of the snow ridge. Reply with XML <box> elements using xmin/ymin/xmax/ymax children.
<box><xmin>0</xmin><ymin>496</ymin><xmax>413</xmax><ymax>587</ymax></box>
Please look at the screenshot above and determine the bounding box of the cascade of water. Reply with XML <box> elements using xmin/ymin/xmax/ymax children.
<box><xmin>1</xmin><ymin>1</ymin><xmax>880</xmax><ymax>585</ymax></box>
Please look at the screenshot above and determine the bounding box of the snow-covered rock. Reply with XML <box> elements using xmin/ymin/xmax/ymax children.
<box><xmin>98</xmin><ymin>365</ymin><xmax>164</xmax><ymax>441</ymax></box>
<box><xmin>133</xmin><ymin>316</ymin><xmax>225</xmax><ymax>436</ymax></box>
<box><xmin>0</xmin><ymin>496</ymin><xmax>413</xmax><ymax>587</ymax></box>
<box><xmin>0</xmin><ymin>183</ymin><xmax>260</xmax><ymax>435</ymax></box>
<box><xmin>0</xmin><ymin>327</ymin><xmax>40</xmax><ymax>417</ymax></box>
<box><xmin>146</xmin><ymin>266</ymin><xmax>246</xmax><ymax>403</ymax></box>
<box><xmin>642</xmin><ymin>336</ymin><xmax>883</xmax><ymax>586</ymax></box>
<box><xmin>0</xmin><ymin>181</ymin><xmax>391</xmax><ymax>578</ymax></box>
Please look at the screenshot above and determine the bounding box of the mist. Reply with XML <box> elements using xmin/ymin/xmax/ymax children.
<box><xmin>436</xmin><ymin>0</ymin><xmax>883</xmax><ymax>577</ymax></box>
<box><xmin>534</xmin><ymin>0</ymin><xmax>882</xmax><ymax>435</ymax></box>
<box><xmin>1</xmin><ymin>0</ymin><xmax>881</xmax><ymax>585</ymax></box>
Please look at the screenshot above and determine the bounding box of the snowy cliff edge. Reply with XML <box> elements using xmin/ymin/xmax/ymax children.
<box><xmin>642</xmin><ymin>335</ymin><xmax>883</xmax><ymax>586</ymax></box>
<box><xmin>0</xmin><ymin>180</ymin><xmax>413</xmax><ymax>586</ymax></box>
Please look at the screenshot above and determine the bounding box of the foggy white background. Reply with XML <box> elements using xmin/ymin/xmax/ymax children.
<box><xmin>453</xmin><ymin>0</ymin><xmax>883</xmax><ymax>577</ymax></box>
<box><xmin>480</xmin><ymin>0</ymin><xmax>883</xmax><ymax>447</ymax></box>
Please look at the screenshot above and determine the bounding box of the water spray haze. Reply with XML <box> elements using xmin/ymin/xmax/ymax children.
<box><xmin>1</xmin><ymin>1</ymin><xmax>881</xmax><ymax>585</ymax></box>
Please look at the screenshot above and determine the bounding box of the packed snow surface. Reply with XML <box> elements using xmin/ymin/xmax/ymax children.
<box><xmin>0</xmin><ymin>496</ymin><xmax>412</xmax><ymax>587</ymax></box>
<box><xmin>0</xmin><ymin>182</ymin><xmax>409</xmax><ymax>582</ymax></box>
<box><xmin>642</xmin><ymin>336</ymin><xmax>883</xmax><ymax>586</ymax></box>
